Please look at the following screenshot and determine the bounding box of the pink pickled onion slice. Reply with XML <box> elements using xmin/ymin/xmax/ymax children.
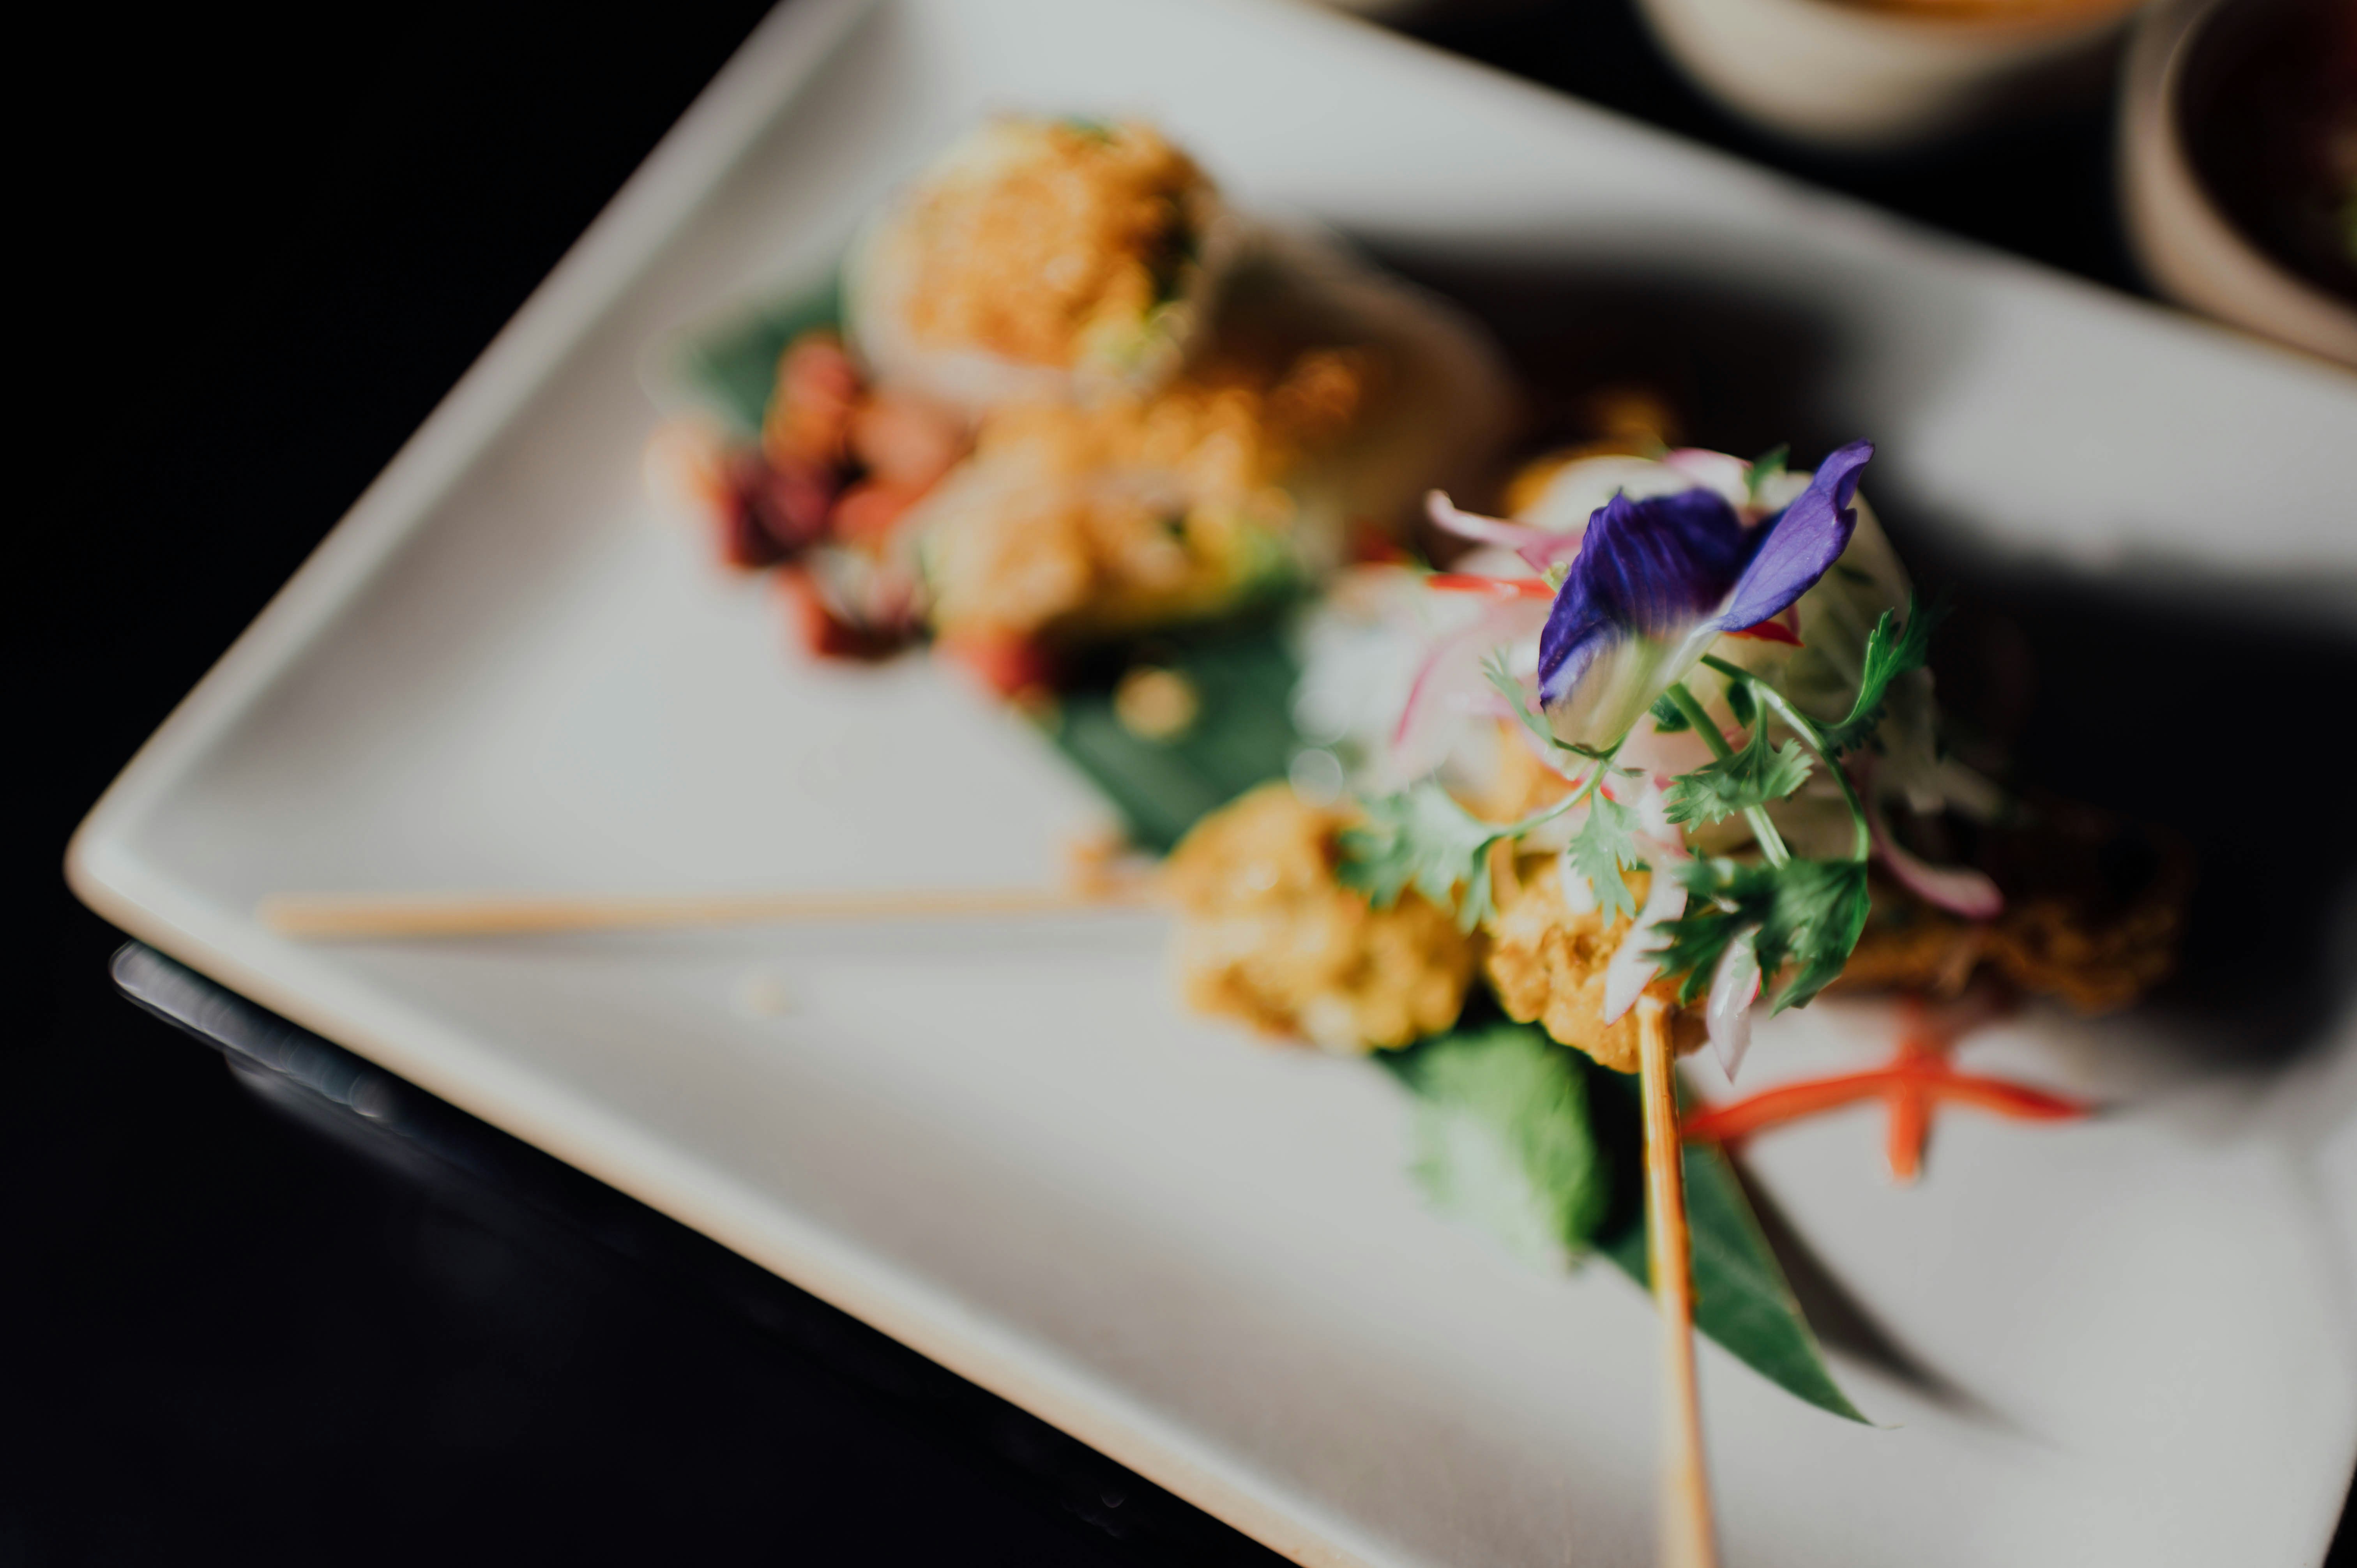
<box><xmin>1865</xmin><ymin>789</ymin><xmax>2003</xmax><ymax>920</ymax></box>
<box><xmin>1662</xmin><ymin>448</ymin><xmax>1751</xmax><ymax>503</ymax></box>
<box><xmin>1390</xmin><ymin>599</ymin><xmax>1550</xmax><ymax>781</ymax></box>
<box><xmin>1603</xmin><ymin>865</ymin><xmax>1688</xmax><ymax>1024</ymax></box>
<box><xmin>1426</xmin><ymin>491</ymin><xmax>1582</xmax><ymax>573</ymax></box>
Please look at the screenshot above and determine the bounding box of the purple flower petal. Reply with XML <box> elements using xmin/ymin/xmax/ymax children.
<box><xmin>1534</xmin><ymin>441</ymin><xmax>1875</xmax><ymax>750</ymax></box>
<box><xmin>1536</xmin><ymin>487</ymin><xmax>1751</xmax><ymax>708</ymax></box>
<box><xmin>1713</xmin><ymin>440</ymin><xmax>1872</xmax><ymax>633</ymax></box>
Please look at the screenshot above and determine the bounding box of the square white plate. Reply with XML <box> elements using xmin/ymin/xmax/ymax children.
<box><xmin>70</xmin><ymin>1</ymin><xmax>2357</xmax><ymax>1563</ymax></box>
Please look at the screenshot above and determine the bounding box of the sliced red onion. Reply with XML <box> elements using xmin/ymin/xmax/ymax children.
<box><xmin>1661</xmin><ymin>448</ymin><xmax>1750</xmax><ymax>507</ymax></box>
<box><xmin>1603</xmin><ymin>863</ymin><xmax>1689</xmax><ymax>1024</ymax></box>
<box><xmin>1555</xmin><ymin>840</ymin><xmax>1600</xmax><ymax>915</ymax></box>
<box><xmin>1389</xmin><ymin>598</ymin><xmax>1550</xmax><ymax>780</ymax></box>
<box><xmin>1707</xmin><ymin>928</ymin><xmax>1763</xmax><ymax>1080</ymax></box>
<box><xmin>1426</xmin><ymin>491</ymin><xmax>1581</xmax><ymax>572</ymax></box>
<box><xmin>1865</xmin><ymin>788</ymin><xmax>2003</xmax><ymax>920</ymax></box>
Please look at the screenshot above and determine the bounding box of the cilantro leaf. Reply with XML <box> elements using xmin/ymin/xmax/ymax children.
<box><xmin>1657</xmin><ymin>857</ymin><xmax>1870</xmax><ymax>1013</ymax></box>
<box><xmin>1339</xmin><ymin>782</ymin><xmax>1502</xmax><ymax>931</ymax></box>
<box><xmin>1820</xmin><ymin>593</ymin><xmax>1948</xmax><ymax>758</ymax></box>
<box><xmin>1663</xmin><ymin>723</ymin><xmax>1814</xmax><ymax>826</ymax></box>
<box><xmin>1647</xmin><ymin>692</ymin><xmax>1692</xmax><ymax>733</ymax></box>
<box><xmin>1564</xmin><ymin>790</ymin><xmax>1643</xmax><ymax>923</ymax></box>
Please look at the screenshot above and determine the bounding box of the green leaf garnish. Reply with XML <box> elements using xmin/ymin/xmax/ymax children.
<box><xmin>1745</xmin><ymin>443</ymin><xmax>1788</xmax><ymax>505</ymax></box>
<box><xmin>1656</xmin><ymin>857</ymin><xmax>1871</xmax><ymax>1012</ymax></box>
<box><xmin>1049</xmin><ymin>615</ymin><xmax>1302</xmax><ymax>854</ymax></box>
<box><xmin>1818</xmin><ymin>593</ymin><xmax>1947</xmax><ymax>758</ymax></box>
<box><xmin>1385</xmin><ymin>1023</ymin><xmax>1866</xmax><ymax>1422</ymax></box>
<box><xmin>1564</xmin><ymin>790</ymin><xmax>1643</xmax><ymax>923</ymax></box>
<box><xmin>1597</xmin><ymin>1100</ymin><xmax>1868</xmax><ymax>1424</ymax></box>
<box><xmin>1648</xmin><ymin>692</ymin><xmax>1692</xmax><ymax>733</ymax></box>
<box><xmin>1383</xmin><ymin>1024</ymin><xmax>1610</xmax><ymax>1269</ymax></box>
<box><xmin>673</xmin><ymin>277</ymin><xmax>846</xmax><ymax>437</ymax></box>
<box><xmin>1663</xmin><ymin>724</ymin><xmax>1814</xmax><ymax>827</ymax></box>
<box><xmin>1339</xmin><ymin>782</ymin><xmax>1504</xmax><ymax>931</ymax></box>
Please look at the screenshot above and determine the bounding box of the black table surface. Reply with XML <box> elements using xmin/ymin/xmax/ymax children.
<box><xmin>15</xmin><ymin>1</ymin><xmax>2352</xmax><ymax>1562</ymax></box>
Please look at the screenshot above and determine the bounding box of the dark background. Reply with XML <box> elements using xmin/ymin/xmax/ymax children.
<box><xmin>12</xmin><ymin>1</ymin><xmax>2351</xmax><ymax>1562</ymax></box>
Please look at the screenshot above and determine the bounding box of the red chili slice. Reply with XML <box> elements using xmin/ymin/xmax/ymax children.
<box><xmin>1425</xmin><ymin>574</ymin><xmax>1555</xmax><ymax>600</ymax></box>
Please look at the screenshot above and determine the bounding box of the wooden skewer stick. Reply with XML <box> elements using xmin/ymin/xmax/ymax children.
<box><xmin>1639</xmin><ymin>994</ymin><xmax>1720</xmax><ymax>1568</ymax></box>
<box><xmin>259</xmin><ymin>882</ymin><xmax>1156</xmax><ymax>941</ymax></box>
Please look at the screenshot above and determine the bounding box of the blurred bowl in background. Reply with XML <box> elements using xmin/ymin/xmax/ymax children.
<box><xmin>2120</xmin><ymin>0</ymin><xmax>2357</xmax><ymax>369</ymax></box>
<box><xmin>1637</xmin><ymin>0</ymin><xmax>2146</xmax><ymax>152</ymax></box>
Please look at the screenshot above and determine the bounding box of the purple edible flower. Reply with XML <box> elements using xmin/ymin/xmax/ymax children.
<box><xmin>1538</xmin><ymin>441</ymin><xmax>1873</xmax><ymax>749</ymax></box>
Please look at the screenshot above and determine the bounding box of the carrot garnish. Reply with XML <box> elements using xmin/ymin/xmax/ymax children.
<box><xmin>1681</xmin><ymin>997</ymin><xmax>2092</xmax><ymax>1183</ymax></box>
<box><xmin>1424</xmin><ymin>573</ymin><xmax>1555</xmax><ymax>600</ymax></box>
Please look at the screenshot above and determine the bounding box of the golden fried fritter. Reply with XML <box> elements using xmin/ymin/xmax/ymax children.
<box><xmin>921</xmin><ymin>347</ymin><xmax>1376</xmax><ymax>642</ymax></box>
<box><xmin>1165</xmin><ymin>784</ymin><xmax>1476</xmax><ymax>1052</ymax></box>
<box><xmin>1485</xmin><ymin>859</ymin><xmax>1709</xmax><ymax>1074</ymax></box>
<box><xmin>900</xmin><ymin>120</ymin><xmax>1210</xmax><ymax>371</ymax></box>
<box><xmin>1840</xmin><ymin>804</ymin><xmax>2193</xmax><ymax>1012</ymax></box>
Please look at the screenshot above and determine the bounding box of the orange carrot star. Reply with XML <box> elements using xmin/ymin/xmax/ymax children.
<box><xmin>1679</xmin><ymin>992</ymin><xmax>2092</xmax><ymax>1183</ymax></box>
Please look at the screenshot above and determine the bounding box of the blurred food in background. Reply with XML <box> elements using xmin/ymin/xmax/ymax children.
<box><xmin>2122</xmin><ymin>0</ymin><xmax>2357</xmax><ymax>367</ymax></box>
<box><xmin>650</xmin><ymin>116</ymin><xmax>1517</xmax><ymax>695</ymax></box>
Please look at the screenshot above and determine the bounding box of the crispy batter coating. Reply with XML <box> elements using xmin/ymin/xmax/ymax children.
<box><xmin>1165</xmin><ymin>784</ymin><xmax>1476</xmax><ymax>1052</ymax></box>
<box><xmin>1484</xmin><ymin>859</ymin><xmax>1709</xmax><ymax>1074</ymax></box>
<box><xmin>899</xmin><ymin>121</ymin><xmax>1211</xmax><ymax>370</ymax></box>
<box><xmin>1839</xmin><ymin>803</ymin><xmax>2193</xmax><ymax>1012</ymax></box>
<box><xmin>922</xmin><ymin>347</ymin><xmax>1375</xmax><ymax>641</ymax></box>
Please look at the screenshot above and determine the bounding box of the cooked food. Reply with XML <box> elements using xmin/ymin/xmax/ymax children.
<box><xmin>657</xmin><ymin>116</ymin><xmax>1514</xmax><ymax>682</ymax></box>
<box><xmin>1486</xmin><ymin>860</ymin><xmax>1710</xmax><ymax>1073</ymax></box>
<box><xmin>1169</xmin><ymin>440</ymin><xmax>2187</xmax><ymax>1081</ymax></box>
<box><xmin>914</xmin><ymin>341</ymin><xmax>1379</xmax><ymax>646</ymax></box>
<box><xmin>1165</xmin><ymin>782</ymin><xmax>1476</xmax><ymax>1052</ymax></box>
<box><xmin>845</xmin><ymin>117</ymin><xmax>1234</xmax><ymax>411</ymax></box>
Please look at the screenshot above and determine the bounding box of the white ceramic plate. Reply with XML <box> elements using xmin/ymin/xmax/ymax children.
<box><xmin>69</xmin><ymin>2</ymin><xmax>2357</xmax><ymax>1563</ymax></box>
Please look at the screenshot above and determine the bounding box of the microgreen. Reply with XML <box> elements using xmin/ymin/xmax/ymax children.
<box><xmin>1338</xmin><ymin>782</ymin><xmax>1506</xmax><ymax>931</ymax></box>
<box><xmin>1566</xmin><ymin>790</ymin><xmax>1644</xmax><ymax>923</ymax></box>
<box><xmin>1663</xmin><ymin>724</ymin><xmax>1814</xmax><ymax>827</ymax></box>
<box><xmin>1817</xmin><ymin>593</ymin><xmax>1947</xmax><ymax>758</ymax></box>
<box><xmin>1656</xmin><ymin>857</ymin><xmax>1871</xmax><ymax>1013</ymax></box>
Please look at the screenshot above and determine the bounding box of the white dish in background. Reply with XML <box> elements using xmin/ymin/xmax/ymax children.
<box><xmin>2119</xmin><ymin>0</ymin><xmax>2357</xmax><ymax>369</ymax></box>
<box><xmin>1636</xmin><ymin>0</ymin><xmax>2142</xmax><ymax>152</ymax></box>
<box><xmin>67</xmin><ymin>1</ymin><xmax>2357</xmax><ymax>1564</ymax></box>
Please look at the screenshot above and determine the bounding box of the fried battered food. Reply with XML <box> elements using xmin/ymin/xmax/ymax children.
<box><xmin>1839</xmin><ymin>804</ymin><xmax>2193</xmax><ymax>1012</ymax></box>
<box><xmin>919</xmin><ymin>347</ymin><xmax>1377</xmax><ymax>641</ymax></box>
<box><xmin>848</xmin><ymin>118</ymin><xmax>1229</xmax><ymax>409</ymax></box>
<box><xmin>1485</xmin><ymin>859</ymin><xmax>1710</xmax><ymax>1074</ymax></box>
<box><xmin>898</xmin><ymin>120</ymin><xmax>1211</xmax><ymax>371</ymax></box>
<box><xmin>1166</xmin><ymin>784</ymin><xmax>1476</xmax><ymax>1052</ymax></box>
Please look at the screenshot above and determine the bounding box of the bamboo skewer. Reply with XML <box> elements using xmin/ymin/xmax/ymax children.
<box><xmin>259</xmin><ymin>882</ymin><xmax>1156</xmax><ymax>940</ymax></box>
<box><xmin>1639</xmin><ymin>994</ymin><xmax>1719</xmax><ymax>1568</ymax></box>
